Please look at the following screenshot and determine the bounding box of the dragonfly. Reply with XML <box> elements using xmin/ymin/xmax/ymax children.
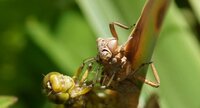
<box><xmin>43</xmin><ymin>61</ymin><xmax>102</xmax><ymax>107</ymax></box>
<box><xmin>43</xmin><ymin>60</ymin><xmax>124</xmax><ymax>108</ymax></box>
<box><xmin>42</xmin><ymin>0</ymin><xmax>170</xmax><ymax>107</ymax></box>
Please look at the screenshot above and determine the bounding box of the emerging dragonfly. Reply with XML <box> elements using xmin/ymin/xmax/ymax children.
<box><xmin>43</xmin><ymin>61</ymin><xmax>122</xmax><ymax>107</ymax></box>
<box><xmin>43</xmin><ymin>0</ymin><xmax>170</xmax><ymax>107</ymax></box>
<box><xmin>43</xmin><ymin>61</ymin><xmax>102</xmax><ymax>106</ymax></box>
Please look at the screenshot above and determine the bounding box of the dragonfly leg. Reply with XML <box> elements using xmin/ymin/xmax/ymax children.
<box><xmin>79</xmin><ymin>63</ymin><xmax>93</xmax><ymax>85</ymax></box>
<box><xmin>106</xmin><ymin>73</ymin><xmax>115</xmax><ymax>87</ymax></box>
<box><xmin>72</xmin><ymin>63</ymin><xmax>93</xmax><ymax>98</ymax></box>
<box><xmin>109</xmin><ymin>22</ymin><xmax>130</xmax><ymax>40</ymax></box>
<box><xmin>73</xmin><ymin>57</ymin><xmax>96</xmax><ymax>81</ymax></box>
<box><xmin>92</xmin><ymin>65</ymin><xmax>102</xmax><ymax>85</ymax></box>
<box><xmin>101</xmin><ymin>73</ymin><xmax>107</xmax><ymax>86</ymax></box>
<box><xmin>72</xmin><ymin>64</ymin><xmax>84</xmax><ymax>80</ymax></box>
<box><xmin>135</xmin><ymin>63</ymin><xmax>160</xmax><ymax>88</ymax></box>
<box><xmin>109</xmin><ymin>22</ymin><xmax>135</xmax><ymax>55</ymax></box>
<box><xmin>100</xmin><ymin>72</ymin><xmax>115</xmax><ymax>87</ymax></box>
<box><xmin>83</xmin><ymin>57</ymin><xmax>96</xmax><ymax>64</ymax></box>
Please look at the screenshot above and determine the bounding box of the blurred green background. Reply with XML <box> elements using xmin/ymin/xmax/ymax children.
<box><xmin>0</xmin><ymin>0</ymin><xmax>200</xmax><ymax>108</ymax></box>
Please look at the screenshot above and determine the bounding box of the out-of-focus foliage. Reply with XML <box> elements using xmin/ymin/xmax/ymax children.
<box><xmin>0</xmin><ymin>96</ymin><xmax>17</xmax><ymax>108</ymax></box>
<box><xmin>0</xmin><ymin>0</ymin><xmax>96</xmax><ymax>107</ymax></box>
<box><xmin>0</xmin><ymin>0</ymin><xmax>200</xmax><ymax>108</ymax></box>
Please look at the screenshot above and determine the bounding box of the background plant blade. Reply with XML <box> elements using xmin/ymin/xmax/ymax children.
<box><xmin>0</xmin><ymin>96</ymin><xmax>17</xmax><ymax>108</ymax></box>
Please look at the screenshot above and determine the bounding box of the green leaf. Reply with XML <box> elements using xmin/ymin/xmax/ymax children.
<box><xmin>189</xmin><ymin>0</ymin><xmax>200</xmax><ymax>22</ymax></box>
<box><xmin>142</xmin><ymin>2</ymin><xmax>200</xmax><ymax>108</ymax></box>
<box><xmin>0</xmin><ymin>96</ymin><xmax>17</xmax><ymax>108</ymax></box>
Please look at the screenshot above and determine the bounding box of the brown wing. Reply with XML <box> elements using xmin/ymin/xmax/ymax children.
<box><xmin>125</xmin><ymin>0</ymin><xmax>170</xmax><ymax>70</ymax></box>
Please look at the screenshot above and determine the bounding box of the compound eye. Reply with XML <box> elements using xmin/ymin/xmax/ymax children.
<box><xmin>43</xmin><ymin>72</ymin><xmax>75</xmax><ymax>93</ymax></box>
<box><xmin>49</xmin><ymin>74</ymin><xmax>62</xmax><ymax>92</ymax></box>
<box><xmin>43</xmin><ymin>72</ymin><xmax>75</xmax><ymax>104</ymax></box>
<box><xmin>43</xmin><ymin>72</ymin><xmax>59</xmax><ymax>90</ymax></box>
<box><xmin>107</xmin><ymin>39</ymin><xmax>117</xmax><ymax>53</ymax></box>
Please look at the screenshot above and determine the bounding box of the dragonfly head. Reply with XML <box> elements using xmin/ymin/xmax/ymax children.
<box><xmin>97</xmin><ymin>37</ymin><xmax>118</xmax><ymax>62</ymax></box>
<box><xmin>43</xmin><ymin>72</ymin><xmax>75</xmax><ymax>93</ymax></box>
<box><xmin>43</xmin><ymin>72</ymin><xmax>75</xmax><ymax>103</ymax></box>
